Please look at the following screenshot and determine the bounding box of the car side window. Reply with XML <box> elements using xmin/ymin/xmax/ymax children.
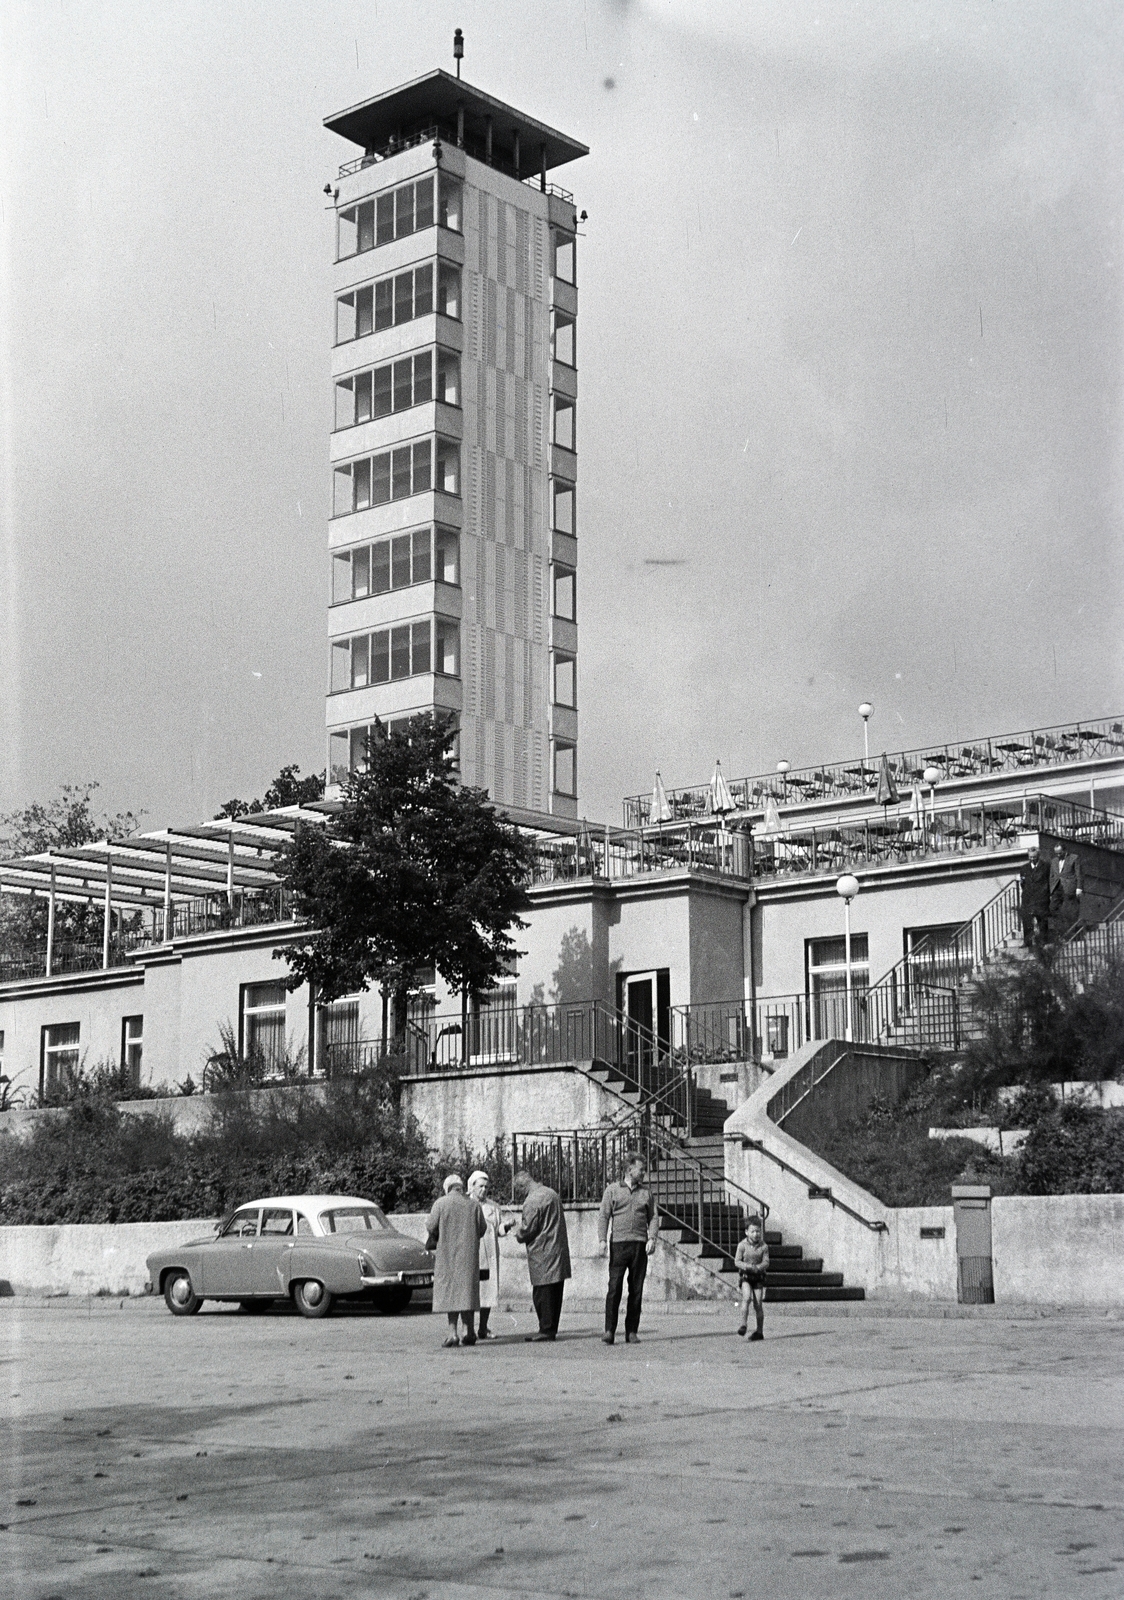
<box><xmin>222</xmin><ymin>1209</ymin><xmax>260</xmax><ymax>1238</ymax></box>
<box><xmin>261</xmin><ymin>1208</ymin><xmax>295</xmax><ymax>1237</ymax></box>
<box><xmin>296</xmin><ymin>1213</ymin><xmax>313</xmax><ymax>1235</ymax></box>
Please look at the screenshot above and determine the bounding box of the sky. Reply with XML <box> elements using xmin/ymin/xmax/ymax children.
<box><xmin>1</xmin><ymin>0</ymin><xmax>1122</xmax><ymax>830</ymax></box>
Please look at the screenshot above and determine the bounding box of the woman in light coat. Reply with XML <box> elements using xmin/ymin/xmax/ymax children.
<box><xmin>425</xmin><ymin>1174</ymin><xmax>486</xmax><ymax>1347</ymax></box>
<box><xmin>467</xmin><ymin>1169</ymin><xmax>512</xmax><ymax>1339</ymax></box>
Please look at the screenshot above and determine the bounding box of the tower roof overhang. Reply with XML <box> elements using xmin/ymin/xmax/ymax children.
<box><xmin>325</xmin><ymin>69</ymin><xmax>588</xmax><ymax>173</ymax></box>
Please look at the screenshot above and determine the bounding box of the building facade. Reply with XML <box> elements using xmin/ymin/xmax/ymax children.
<box><xmin>324</xmin><ymin>72</ymin><xmax>586</xmax><ymax>816</ymax></box>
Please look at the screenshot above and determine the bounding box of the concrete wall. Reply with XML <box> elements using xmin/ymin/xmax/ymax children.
<box><xmin>401</xmin><ymin>1063</ymin><xmax>625</xmax><ymax>1154</ymax></box>
<box><xmin>0</xmin><ymin>1208</ymin><xmax>727</xmax><ymax>1305</ymax></box>
<box><xmin>992</xmin><ymin>1194</ymin><xmax>1124</xmax><ymax>1306</ymax></box>
<box><xmin>778</xmin><ymin>1045</ymin><xmax>927</xmax><ymax>1148</ymax></box>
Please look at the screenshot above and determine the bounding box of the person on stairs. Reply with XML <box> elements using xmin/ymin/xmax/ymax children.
<box><xmin>735</xmin><ymin>1216</ymin><xmax>769</xmax><ymax>1341</ymax></box>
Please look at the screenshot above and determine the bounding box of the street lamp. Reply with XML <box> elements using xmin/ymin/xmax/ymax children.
<box><xmin>923</xmin><ymin>765</ymin><xmax>941</xmax><ymax>830</ymax></box>
<box><xmin>835</xmin><ymin>873</ymin><xmax>860</xmax><ymax>1042</ymax></box>
<box><xmin>858</xmin><ymin>703</ymin><xmax>874</xmax><ymax>766</ymax></box>
<box><xmin>776</xmin><ymin>759</ymin><xmax>790</xmax><ymax>801</ymax></box>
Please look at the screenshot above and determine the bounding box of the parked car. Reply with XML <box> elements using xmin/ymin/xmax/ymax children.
<box><xmin>145</xmin><ymin>1194</ymin><xmax>434</xmax><ymax>1319</ymax></box>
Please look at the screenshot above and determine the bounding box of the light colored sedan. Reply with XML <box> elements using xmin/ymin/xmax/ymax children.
<box><xmin>145</xmin><ymin>1193</ymin><xmax>434</xmax><ymax>1319</ymax></box>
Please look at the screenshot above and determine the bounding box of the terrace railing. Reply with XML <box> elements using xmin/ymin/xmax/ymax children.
<box><xmin>622</xmin><ymin>715</ymin><xmax>1124</xmax><ymax>826</ymax></box>
<box><xmin>750</xmin><ymin>792</ymin><xmax>1124</xmax><ymax>885</ymax></box>
<box><xmin>528</xmin><ymin>825</ymin><xmax>751</xmax><ymax>887</ymax></box>
<box><xmin>0</xmin><ymin>885</ymin><xmax>296</xmax><ymax>985</ymax></box>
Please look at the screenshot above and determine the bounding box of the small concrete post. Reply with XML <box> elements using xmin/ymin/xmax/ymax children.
<box><xmin>952</xmin><ymin>1184</ymin><xmax>994</xmax><ymax>1303</ymax></box>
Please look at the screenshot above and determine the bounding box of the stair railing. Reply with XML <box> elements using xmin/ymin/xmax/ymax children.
<box><xmin>728</xmin><ymin>1131</ymin><xmax>888</xmax><ymax>1232</ymax></box>
<box><xmin>857</xmin><ymin>878</ymin><xmax>1022</xmax><ymax>1050</ymax></box>
<box><xmin>510</xmin><ymin>1122</ymin><xmax>769</xmax><ymax>1232</ymax></box>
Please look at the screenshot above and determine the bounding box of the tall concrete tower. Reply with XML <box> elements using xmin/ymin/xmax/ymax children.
<box><xmin>323</xmin><ymin>70</ymin><xmax>587</xmax><ymax>817</ymax></box>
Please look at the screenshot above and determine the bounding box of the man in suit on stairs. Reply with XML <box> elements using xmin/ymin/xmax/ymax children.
<box><xmin>1050</xmin><ymin>842</ymin><xmax>1084</xmax><ymax>936</ymax></box>
<box><xmin>1019</xmin><ymin>842</ymin><xmax>1052</xmax><ymax>948</ymax></box>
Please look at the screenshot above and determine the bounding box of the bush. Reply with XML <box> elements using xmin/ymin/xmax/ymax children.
<box><xmin>961</xmin><ymin>950</ymin><xmax>1124</xmax><ymax>1094</ymax></box>
<box><xmin>0</xmin><ymin>1071</ymin><xmax>442</xmax><ymax>1225</ymax></box>
<box><xmin>813</xmin><ymin>1093</ymin><xmax>1011</xmax><ymax>1207</ymax></box>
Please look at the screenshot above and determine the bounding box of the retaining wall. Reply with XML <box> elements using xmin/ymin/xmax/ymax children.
<box><xmin>399</xmin><ymin>1063</ymin><xmax>626</xmax><ymax>1153</ymax></box>
<box><xmin>723</xmin><ymin>1038</ymin><xmax>1124</xmax><ymax>1305</ymax></box>
<box><xmin>0</xmin><ymin>1209</ymin><xmax>727</xmax><ymax>1304</ymax></box>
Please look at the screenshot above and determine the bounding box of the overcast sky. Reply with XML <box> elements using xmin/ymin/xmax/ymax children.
<box><xmin>2</xmin><ymin>0</ymin><xmax>1121</xmax><ymax>829</ymax></box>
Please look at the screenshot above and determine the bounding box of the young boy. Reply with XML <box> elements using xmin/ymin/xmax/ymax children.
<box><xmin>735</xmin><ymin>1216</ymin><xmax>769</xmax><ymax>1341</ymax></box>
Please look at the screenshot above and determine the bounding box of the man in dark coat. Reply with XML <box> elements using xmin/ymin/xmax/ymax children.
<box><xmin>1019</xmin><ymin>842</ymin><xmax>1052</xmax><ymax>947</ymax></box>
<box><xmin>512</xmin><ymin>1171</ymin><xmax>571</xmax><ymax>1341</ymax></box>
<box><xmin>1050</xmin><ymin>842</ymin><xmax>1085</xmax><ymax>936</ymax></box>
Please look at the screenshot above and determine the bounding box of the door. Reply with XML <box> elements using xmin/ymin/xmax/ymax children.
<box><xmin>251</xmin><ymin>1206</ymin><xmax>296</xmax><ymax>1295</ymax></box>
<box><xmin>617</xmin><ymin>970</ymin><xmax>671</xmax><ymax>1090</ymax></box>
<box><xmin>200</xmin><ymin>1207</ymin><xmax>260</xmax><ymax>1294</ymax></box>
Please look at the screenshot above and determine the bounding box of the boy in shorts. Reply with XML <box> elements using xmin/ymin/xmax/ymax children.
<box><xmin>735</xmin><ymin>1216</ymin><xmax>769</xmax><ymax>1340</ymax></box>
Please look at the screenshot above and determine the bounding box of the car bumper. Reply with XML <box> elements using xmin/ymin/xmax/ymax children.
<box><xmin>358</xmin><ymin>1270</ymin><xmax>434</xmax><ymax>1289</ymax></box>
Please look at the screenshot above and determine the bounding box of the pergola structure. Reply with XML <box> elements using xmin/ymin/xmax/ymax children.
<box><xmin>0</xmin><ymin>804</ymin><xmax>337</xmax><ymax>975</ymax></box>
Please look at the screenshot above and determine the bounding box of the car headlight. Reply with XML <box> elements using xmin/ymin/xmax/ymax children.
<box><xmin>359</xmin><ymin>1252</ymin><xmax>376</xmax><ymax>1276</ymax></box>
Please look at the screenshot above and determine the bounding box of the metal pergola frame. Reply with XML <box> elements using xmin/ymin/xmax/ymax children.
<box><xmin>0</xmin><ymin>804</ymin><xmax>336</xmax><ymax>974</ymax></box>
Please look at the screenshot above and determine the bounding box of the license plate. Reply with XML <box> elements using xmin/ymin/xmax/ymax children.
<box><xmin>403</xmin><ymin>1273</ymin><xmax>433</xmax><ymax>1287</ymax></box>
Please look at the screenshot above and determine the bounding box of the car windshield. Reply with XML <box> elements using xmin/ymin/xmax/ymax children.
<box><xmin>319</xmin><ymin>1206</ymin><xmax>391</xmax><ymax>1234</ymax></box>
<box><xmin>220</xmin><ymin>1209</ymin><xmax>259</xmax><ymax>1238</ymax></box>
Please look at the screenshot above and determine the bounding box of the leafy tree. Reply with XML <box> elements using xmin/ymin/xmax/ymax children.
<box><xmin>215</xmin><ymin>763</ymin><xmax>325</xmax><ymax>821</ymax></box>
<box><xmin>0</xmin><ymin>783</ymin><xmax>142</xmax><ymax>957</ymax></box>
<box><xmin>276</xmin><ymin>717</ymin><xmax>533</xmax><ymax>1033</ymax></box>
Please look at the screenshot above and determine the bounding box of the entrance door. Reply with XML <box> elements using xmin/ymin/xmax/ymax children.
<box><xmin>616</xmin><ymin>970</ymin><xmax>671</xmax><ymax>1090</ymax></box>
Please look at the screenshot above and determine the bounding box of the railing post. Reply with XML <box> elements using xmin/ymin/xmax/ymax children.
<box><xmin>696</xmin><ymin>1166</ymin><xmax>705</xmax><ymax>1243</ymax></box>
<box><xmin>511</xmin><ymin>1134</ymin><xmax>518</xmax><ymax>1201</ymax></box>
<box><xmin>686</xmin><ymin>1063</ymin><xmax>694</xmax><ymax>1139</ymax></box>
<box><xmin>573</xmin><ymin>1130</ymin><xmax>581</xmax><ymax>1203</ymax></box>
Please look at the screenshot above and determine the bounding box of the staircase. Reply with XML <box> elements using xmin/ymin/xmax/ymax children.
<box><xmin>655</xmin><ymin>1213</ymin><xmax>865</xmax><ymax>1304</ymax></box>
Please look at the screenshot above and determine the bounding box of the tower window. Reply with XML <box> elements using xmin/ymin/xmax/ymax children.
<box><xmin>553</xmin><ymin>398</ymin><xmax>575</xmax><ymax>452</ymax></box>
<box><xmin>338</xmin><ymin>176</ymin><xmax>437</xmax><ymax>259</ymax></box>
<box><xmin>553</xmin><ymin>232</ymin><xmax>576</xmax><ymax>285</ymax></box>
<box><xmin>553</xmin><ymin>653</ymin><xmax>576</xmax><ymax>708</ymax></box>
<box><xmin>334</xmin><ymin>350</ymin><xmax>442</xmax><ymax>429</ymax></box>
<box><xmin>552</xmin><ymin>564</ymin><xmax>576</xmax><ymax>621</ymax></box>
<box><xmin>437</xmin><ymin>262</ymin><xmax>461</xmax><ymax>319</ymax></box>
<box><xmin>333</xmin><ymin>437</ymin><xmax>461</xmax><ymax>516</ymax></box>
<box><xmin>552</xmin><ymin>313</ymin><xmax>576</xmax><ymax>367</ymax></box>
<box><xmin>438</xmin><ymin>176</ymin><xmax>463</xmax><ymax>233</ymax></box>
<box><xmin>335</xmin><ymin>264</ymin><xmax>441</xmax><ymax>344</ymax></box>
<box><xmin>553</xmin><ymin>741</ymin><xmax>577</xmax><ymax>798</ymax></box>
<box><xmin>332</xmin><ymin>527</ymin><xmax>456</xmax><ymax>603</ymax></box>
<box><xmin>331</xmin><ymin>714</ymin><xmax>460</xmax><ymax>785</ymax></box>
<box><xmin>552</xmin><ymin>482</ymin><xmax>575</xmax><ymax>536</ymax></box>
<box><xmin>329</xmin><ymin>617</ymin><xmax>459</xmax><ymax>693</ymax></box>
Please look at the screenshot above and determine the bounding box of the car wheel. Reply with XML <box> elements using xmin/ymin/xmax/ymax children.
<box><xmin>238</xmin><ymin>1299</ymin><xmax>272</xmax><ymax>1313</ymax></box>
<box><xmin>293</xmin><ymin>1279</ymin><xmax>333</xmax><ymax>1319</ymax></box>
<box><xmin>377</xmin><ymin>1287</ymin><xmax>412</xmax><ymax>1313</ymax></box>
<box><xmin>163</xmin><ymin>1269</ymin><xmax>201</xmax><ymax>1317</ymax></box>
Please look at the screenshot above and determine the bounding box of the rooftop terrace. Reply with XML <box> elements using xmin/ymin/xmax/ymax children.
<box><xmin>623</xmin><ymin>714</ymin><xmax>1124</xmax><ymax>828</ymax></box>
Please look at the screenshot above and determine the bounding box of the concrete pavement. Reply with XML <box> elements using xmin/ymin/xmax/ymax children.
<box><xmin>2</xmin><ymin>1297</ymin><xmax>1123</xmax><ymax>1599</ymax></box>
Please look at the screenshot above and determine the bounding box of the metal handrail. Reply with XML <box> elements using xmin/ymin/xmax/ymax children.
<box><xmin>729</xmin><ymin>1132</ymin><xmax>888</xmax><ymax>1232</ymax></box>
<box><xmin>623</xmin><ymin>714</ymin><xmax>1124</xmax><ymax>826</ymax></box>
<box><xmin>510</xmin><ymin>1122</ymin><xmax>769</xmax><ymax>1226</ymax></box>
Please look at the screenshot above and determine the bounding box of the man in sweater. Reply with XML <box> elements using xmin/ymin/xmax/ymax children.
<box><xmin>597</xmin><ymin>1152</ymin><xmax>659</xmax><ymax>1345</ymax></box>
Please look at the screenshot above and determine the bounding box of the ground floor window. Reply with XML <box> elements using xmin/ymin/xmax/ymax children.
<box><xmin>41</xmin><ymin>1022</ymin><xmax>80</xmax><ymax>1095</ymax></box>
<box><xmin>121</xmin><ymin>1015</ymin><xmax>143</xmax><ymax>1083</ymax></box>
<box><xmin>806</xmin><ymin>934</ymin><xmax>869</xmax><ymax>1039</ymax></box>
<box><xmin>240</xmin><ymin>982</ymin><xmax>287</xmax><ymax>1071</ymax></box>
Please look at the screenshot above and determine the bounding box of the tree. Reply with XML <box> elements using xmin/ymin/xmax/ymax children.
<box><xmin>0</xmin><ymin>783</ymin><xmax>142</xmax><ymax>957</ymax></box>
<box><xmin>215</xmin><ymin>764</ymin><xmax>325</xmax><ymax>821</ymax></box>
<box><xmin>277</xmin><ymin>718</ymin><xmax>534</xmax><ymax>1034</ymax></box>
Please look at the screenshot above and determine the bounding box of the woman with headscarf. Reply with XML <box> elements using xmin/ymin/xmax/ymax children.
<box><xmin>467</xmin><ymin>1169</ymin><xmax>513</xmax><ymax>1339</ymax></box>
<box><xmin>425</xmin><ymin>1173</ymin><xmax>487</xmax><ymax>1347</ymax></box>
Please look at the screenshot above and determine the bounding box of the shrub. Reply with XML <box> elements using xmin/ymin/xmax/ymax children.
<box><xmin>0</xmin><ymin>1069</ymin><xmax>442</xmax><ymax>1225</ymax></box>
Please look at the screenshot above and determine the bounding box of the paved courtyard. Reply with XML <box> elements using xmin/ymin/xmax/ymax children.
<box><xmin>2</xmin><ymin>1297</ymin><xmax>1122</xmax><ymax>1599</ymax></box>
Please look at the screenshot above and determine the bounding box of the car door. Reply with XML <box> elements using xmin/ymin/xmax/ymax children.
<box><xmin>200</xmin><ymin>1207</ymin><xmax>260</xmax><ymax>1294</ymax></box>
<box><xmin>251</xmin><ymin>1207</ymin><xmax>296</xmax><ymax>1295</ymax></box>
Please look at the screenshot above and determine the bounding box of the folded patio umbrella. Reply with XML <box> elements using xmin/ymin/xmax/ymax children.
<box><xmin>651</xmin><ymin>771</ymin><xmax>673</xmax><ymax>824</ymax></box>
<box><xmin>709</xmin><ymin>760</ymin><xmax>736</xmax><ymax>816</ymax></box>
<box><xmin>761</xmin><ymin>794</ymin><xmax>783</xmax><ymax>835</ymax></box>
<box><xmin>876</xmin><ymin>752</ymin><xmax>900</xmax><ymax>808</ymax></box>
<box><xmin>911</xmin><ymin>785</ymin><xmax>924</xmax><ymax>829</ymax></box>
